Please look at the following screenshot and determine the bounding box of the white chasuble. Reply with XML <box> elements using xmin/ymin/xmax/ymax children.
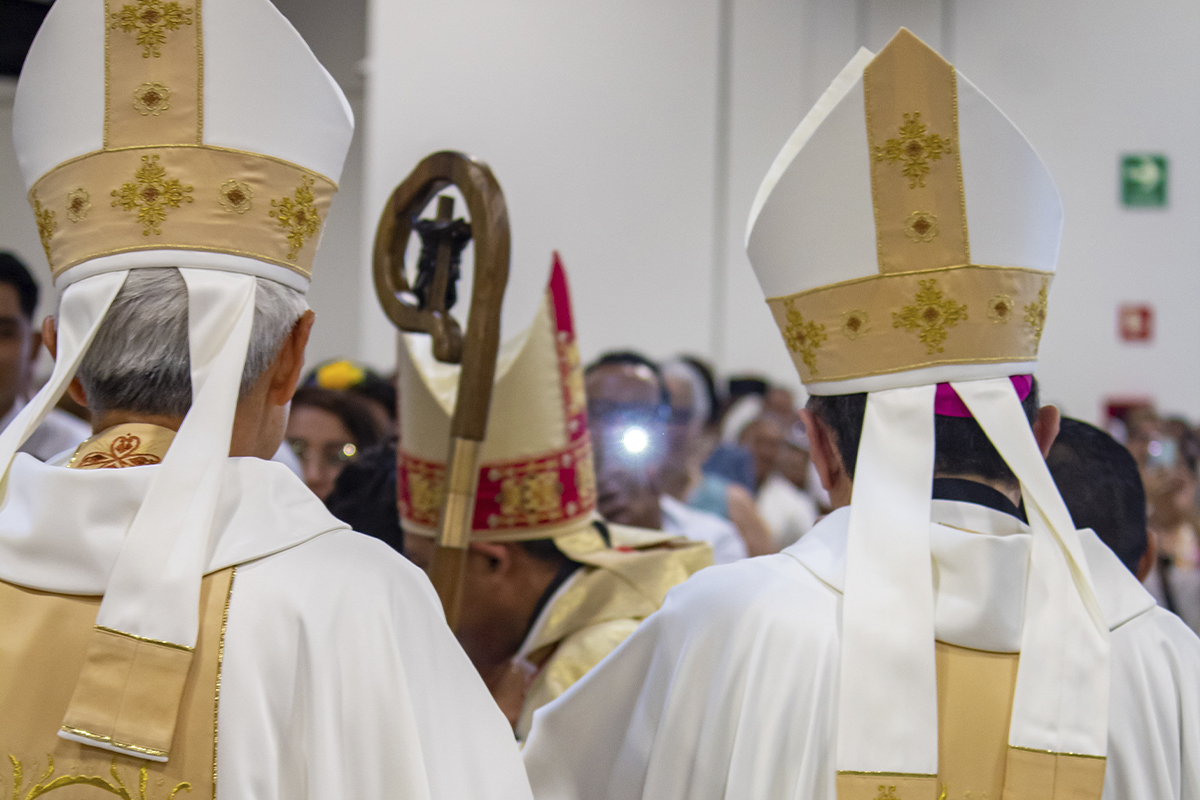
<box><xmin>0</xmin><ymin>432</ymin><xmax>533</xmax><ymax>800</ymax></box>
<box><xmin>523</xmin><ymin>501</ymin><xmax>1200</xmax><ymax>800</ymax></box>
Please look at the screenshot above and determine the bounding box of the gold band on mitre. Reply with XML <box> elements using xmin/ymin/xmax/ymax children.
<box><xmin>767</xmin><ymin>264</ymin><xmax>1050</xmax><ymax>385</ymax></box>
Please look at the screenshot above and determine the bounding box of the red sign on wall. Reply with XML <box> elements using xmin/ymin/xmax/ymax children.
<box><xmin>1118</xmin><ymin>304</ymin><xmax>1154</xmax><ymax>342</ymax></box>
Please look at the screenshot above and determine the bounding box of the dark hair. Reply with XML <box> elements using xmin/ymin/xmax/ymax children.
<box><xmin>291</xmin><ymin>386</ymin><xmax>383</xmax><ymax>449</ymax></box>
<box><xmin>679</xmin><ymin>355</ymin><xmax>721</xmax><ymax>427</ymax></box>
<box><xmin>304</xmin><ymin>360</ymin><xmax>397</xmax><ymax>421</ymax></box>
<box><xmin>586</xmin><ymin>350</ymin><xmax>670</xmax><ymax>407</ymax></box>
<box><xmin>1047</xmin><ymin>418</ymin><xmax>1148</xmax><ymax>575</ymax></box>
<box><xmin>0</xmin><ymin>252</ymin><xmax>39</xmax><ymax>321</ymax></box>
<box><xmin>807</xmin><ymin>379</ymin><xmax>1040</xmax><ymax>485</ymax></box>
<box><xmin>326</xmin><ymin>438</ymin><xmax>403</xmax><ymax>552</ymax></box>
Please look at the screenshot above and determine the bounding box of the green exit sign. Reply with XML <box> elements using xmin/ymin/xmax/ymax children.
<box><xmin>1121</xmin><ymin>154</ymin><xmax>1168</xmax><ymax>207</ymax></box>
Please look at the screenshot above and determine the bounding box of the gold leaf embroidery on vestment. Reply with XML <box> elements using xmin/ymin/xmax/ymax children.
<box><xmin>875</xmin><ymin>786</ymin><xmax>901</xmax><ymax>800</ymax></box>
<box><xmin>132</xmin><ymin>82</ymin><xmax>171</xmax><ymax>116</ymax></box>
<box><xmin>5</xmin><ymin>754</ymin><xmax>191</xmax><ymax>800</ymax></box>
<box><xmin>875</xmin><ymin>112</ymin><xmax>953</xmax><ymax>189</ymax></box>
<box><xmin>499</xmin><ymin>470</ymin><xmax>564</xmax><ymax>519</ymax></box>
<box><xmin>988</xmin><ymin>294</ymin><xmax>1014</xmax><ymax>324</ymax></box>
<box><xmin>66</xmin><ymin>188</ymin><xmax>92</xmax><ymax>222</ymax></box>
<box><xmin>76</xmin><ymin>433</ymin><xmax>164</xmax><ymax>469</ymax></box>
<box><xmin>219</xmin><ymin>180</ymin><xmax>253</xmax><ymax>214</ymax></box>
<box><xmin>269</xmin><ymin>174</ymin><xmax>322</xmax><ymax>261</ymax></box>
<box><xmin>407</xmin><ymin>471</ymin><xmax>446</xmax><ymax>519</ymax></box>
<box><xmin>782</xmin><ymin>299</ymin><xmax>828</xmax><ymax>373</ymax></box>
<box><xmin>841</xmin><ymin>309</ymin><xmax>871</xmax><ymax>340</ymax></box>
<box><xmin>110</xmin><ymin>0</ymin><xmax>194</xmax><ymax>59</ymax></box>
<box><xmin>893</xmin><ymin>278</ymin><xmax>968</xmax><ymax>354</ymax></box>
<box><xmin>904</xmin><ymin>210</ymin><xmax>939</xmax><ymax>242</ymax></box>
<box><xmin>1024</xmin><ymin>278</ymin><xmax>1049</xmax><ymax>345</ymax></box>
<box><xmin>32</xmin><ymin>195</ymin><xmax>57</xmax><ymax>261</ymax></box>
<box><xmin>112</xmin><ymin>154</ymin><xmax>194</xmax><ymax>236</ymax></box>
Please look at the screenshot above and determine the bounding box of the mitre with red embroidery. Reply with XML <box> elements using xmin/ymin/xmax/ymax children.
<box><xmin>399</xmin><ymin>255</ymin><xmax>596</xmax><ymax>544</ymax></box>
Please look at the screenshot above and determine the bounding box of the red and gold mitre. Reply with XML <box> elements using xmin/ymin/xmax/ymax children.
<box><xmin>398</xmin><ymin>255</ymin><xmax>596</xmax><ymax>542</ymax></box>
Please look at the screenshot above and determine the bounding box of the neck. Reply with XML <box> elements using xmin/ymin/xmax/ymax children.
<box><xmin>934</xmin><ymin>472</ymin><xmax>1021</xmax><ymax>506</ymax></box>
<box><xmin>90</xmin><ymin>410</ymin><xmax>184</xmax><ymax>434</ymax></box>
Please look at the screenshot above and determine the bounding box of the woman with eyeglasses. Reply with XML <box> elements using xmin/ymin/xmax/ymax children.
<box><xmin>286</xmin><ymin>386</ymin><xmax>384</xmax><ymax>501</ymax></box>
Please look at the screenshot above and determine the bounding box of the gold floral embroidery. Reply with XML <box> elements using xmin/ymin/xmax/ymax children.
<box><xmin>111</xmin><ymin>154</ymin><xmax>194</xmax><ymax>236</ymax></box>
<box><xmin>841</xmin><ymin>309</ymin><xmax>871</xmax><ymax>340</ymax></box>
<box><xmin>574</xmin><ymin>449</ymin><xmax>596</xmax><ymax>503</ymax></box>
<box><xmin>407</xmin><ymin>471</ymin><xmax>445</xmax><ymax>519</ymax></box>
<box><xmin>132</xmin><ymin>82</ymin><xmax>171</xmax><ymax>116</ymax></box>
<box><xmin>782</xmin><ymin>299</ymin><xmax>827</xmax><ymax>374</ymax></box>
<box><xmin>6</xmin><ymin>754</ymin><xmax>190</xmax><ymax>800</ymax></box>
<box><xmin>76</xmin><ymin>434</ymin><xmax>163</xmax><ymax>469</ymax></box>
<box><xmin>66</xmin><ymin>189</ymin><xmax>92</xmax><ymax>223</ymax></box>
<box><xmin>269</xmin><ymin>174</ymin><xmax>322</xmax><ymax>261</ymax></box>
<box><xmin>499</xmin><ymin>470</ymin><xmax>563</xmax><ymax>518</ymax></box>
<box><xmin>988</xmin><ymin>294</ymin><xmax>1014</xmax><ymax>324</ymax></box>
<box><xmin>1024</xmin><ymin>278</ymin><xmax>1049</xmax><ymax>345</ymax></box>
<box><xmin>893</xmin><ymin>278</ymin><xmax>968</xmax><ymax>354</ymax></box>
<box><xmin>874</xmin><ymin>787</ymin><xmax>900</xmax><ymax>800</ymax></box>
<box><xmin>32</xmin><ymin>195</ymin><xmax>56</xmax><ymax>261</ymax></box>
<box><xmin>904</xmin><ymin>210</ymin><xmax>939</xmax><ymax>242</ymax></box>
<box><xmin>874</xmin><ymin>112</ymin><xmax>953</xmax><ymax>189</ymax></box>
<box><xmin>219</xmin><ymin>180</ymin><xmax>253</xmax><ymax>214</ymax></box>
<box><xmin>110</xmin><ymin>0</ymin><xmax>194</xmax><ymax>59</ymax></box>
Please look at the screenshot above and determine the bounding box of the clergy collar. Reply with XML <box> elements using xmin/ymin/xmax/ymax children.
<box><xmin>932</xmin><ymin>477</ymin><xmax>1026</xmax><ymax>523</ymax></box>
<box><xmin>68</xmin><ymin>423</ymin><xmax>176</xmax><ymax>469</ymax></box>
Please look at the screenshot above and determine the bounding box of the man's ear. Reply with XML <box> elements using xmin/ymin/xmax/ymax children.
<box><xmin>1032</xmin><ymin>404</ymin><xmax>1061</xmax><ymax>459</ymax></box>
<box><xmin>468</xmin><ymin>541</ymin><xmax>514</xmax><ymax>575</ymax></box>
<box><xmin>800</xmin><ymin>408</ymin><xmax>847</xmax><ymax>497</ymax></box>
<box><xmin>266</xmin><ymin>310</ymin><xmax>315</xmax><ymax>407</ymax></box>
<box><xmin>42</xmin><ymin>316</ymin><xmax>88</xmax><ymax>407</ymax></box>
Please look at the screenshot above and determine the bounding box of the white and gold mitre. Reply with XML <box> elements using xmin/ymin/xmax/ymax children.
<box><xmin>15</xmin><ymin>0</ymin><xmax>353</xmax><ymax>288</ymax></box>
<box><xmin>749</xmin><ymin>30</ymin><xmax>1110</xmax><ymax>800</ymax></box>
<box><xmin>398</xmin><ymin>255</ymin><xmax>596</xmax><ymax>543</ymax></box>
<box><xmin>748</xmin><ymin>28</ymin><xmax>1059</xmax><ymax>394</ymax></box>
<box><xmin>5</xmin><ymin>0</ymin><xmax>352</xmax><ymax>762</ymax></box>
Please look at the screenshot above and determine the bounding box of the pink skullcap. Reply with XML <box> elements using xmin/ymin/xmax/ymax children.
<box><xmin>934</xmin><ymin>375</ymin><xmax>1033</xmax><ymax>418</ymax></box>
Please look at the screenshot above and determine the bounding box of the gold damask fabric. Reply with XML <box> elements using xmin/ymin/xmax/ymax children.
<box><xmin>69</xmin><ymin>423</ymin><xmax>175</xmax><ymax>469</ymax></box>
<box><xmin>0</xmin><ymin>567</ymin><xmax>233</xmax><ymax>796</ymax></box>
<box><xmin>837</xmin><ymin>643</ymin><xmax>1104</xmax><ymax>800</ymax></box>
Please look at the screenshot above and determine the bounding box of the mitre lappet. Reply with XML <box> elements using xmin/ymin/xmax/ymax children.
<box><xmin>7</xmin><ymin>0</ymin><xmax>352</xmax><ymax>760</ymax></box>
<box><xmin>747</xmin><ymin>29</ymin><xmax>1109</xmax><ymax>799</ymax></box>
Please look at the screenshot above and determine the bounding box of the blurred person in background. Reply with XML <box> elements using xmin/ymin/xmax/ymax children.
<box><xmin>304</xmin><ymin>357</ymin><xmax>397</xmax><ymax>436</ymax></box>
<box><xmin>0</xmin><ymin>252</ymin><xmax>90</xmax><ymax>460</ymax></box>
<box><xmin>1047</xmin><ymin>417</ymin><xmax>1152</xmax><ymax>580</ymax></box>
<box><xmin>738</xmin><ymin>410</ymin><xmax>818</xmax><ymax>549</ymax></box>
<box><xmin>287</xmin><ymin>385</ymin><xmax>383</xmax><ymax>501</ymax></box>
<box><xmin>660</xmin><ymin>359</ymin><xmax>774</xmax><ymax>556</ymax></box>
<box><xmin>586</xmin><ymin>352</ymin><xmax>748</xmax><ymax>563</ymax></box>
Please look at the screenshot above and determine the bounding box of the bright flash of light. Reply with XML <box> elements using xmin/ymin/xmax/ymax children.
<box><xmin>622</xmin><ymin>426</ymin><xmax>650</xmax><ymax>454</ymax></box>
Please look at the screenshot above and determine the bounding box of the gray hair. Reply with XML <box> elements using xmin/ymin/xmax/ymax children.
<box><xmin>75</xmin><ymin>268</ymin><xmax>308</xmax><ymax>417</ymax></box>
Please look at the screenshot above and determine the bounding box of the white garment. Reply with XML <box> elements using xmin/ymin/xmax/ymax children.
<box><xmin>0</xmin><ymin>453</ymin><xmax>533</xmax><ymax>800</ymax></box>
<box><xmin>755</xmin><ymin>472</ymin><xmax>817</xmax><ymax>549</ymax></box>
<box><xmin>660</xmin><ymin>494</ymin><xmax>747</xmax><ymax>564</ymax></box>
<box><xmin>525</xmin><ymin>500</ymin><xmax>1200</xmax><ymax>800</ymax></box>
<box><xmin>0</xmin><ymin>398</ymin><xmax>90</xmax><ymax>462</ymax></box>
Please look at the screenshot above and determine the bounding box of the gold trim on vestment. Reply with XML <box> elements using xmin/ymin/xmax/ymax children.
<box><xmin>58</xmin><ymin>724</ymin><xmax>169</xmax><ymax>758</ymax></box>
<box><xmin>212</xmin><ymin>566</ymin><xmax>234</xmax><ymax>798</ymax></box>
<box><xmin>766</xmin><ymin>265</ymin><xmax>1051</xmax><ymax>382</ymax></box>
<box><xmin>30</xmin><ymin>145</ymin><xmax>335</xmax><ymax>279</ymax></box>
<box><xmin>1009</xmin><ymin>744</ymin><xmax>1106</xmax><ymax>761</ymax></box>
<box><xmin>94</xmin><ymin>625</ymin><xmax>194</xmax><ymax>652</ymax></box>
<box><xmin>838</xmin><ymin>771</ymin><xmax>939</xmax><ymax>777</ymax></box>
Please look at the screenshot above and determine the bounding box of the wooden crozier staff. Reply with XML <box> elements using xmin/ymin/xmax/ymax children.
<box><xmin>373</xmin><ymin>151</ymin><xmax>510</xmax><ymax>628</ymax></box>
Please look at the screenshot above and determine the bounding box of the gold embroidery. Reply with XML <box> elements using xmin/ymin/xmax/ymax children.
<box><xmin>988</xmin><ymin>294</ymin><xmax>1014</xmax><ymax>324</ymax></box>
<box><xmin>76</xmin><ymin>433</ymin><xmax>164</xmax><ymax>468</ymax></box>
<box><xmin>111</xmin><ymin>154</ymin><xmax>194</xmax><ymax>236</ymax></box>
<box><xmin>1024</xmin><ymin>278</ymin><xmax>1049</xmax><ymax>345</ymax></box>
<box><xmin>269</xmin><ymin>174</ymin><xmax>322</xmax><ymax>261</ymax></box>
<box><xmin>132</xmin><ymin>82</ymin><xmax>171</xmax><ymax>116</ymax></box>
<box><xmin>110</xmin><ymin>0</ymin><xmax>194</xmax><ymax>59</ymax></box>
<box><xmin>875</xmin><ymin>112</ymin><xmax>953</xmax><ymax>189</ymax></box>
<box><xmin>66</xmin><ymin>189</ymin><xmax>92</xmax><ymax>222</ymax></box>
<box><xmin>499</xmin><ymin>471</ymin><xmax>564</xmax><ymax>519</ymax></box>
<box><xmin>5</xmin><ymin>754</ymin><xmax>190</xmax><ymax>800</ymax></box>
<box><xmin>32</xmin><ymin>195</ymin><xmax>57</xmax><ymax>261</ymax></box>
<box><xmin>574</xmin><ymin>452</ymin><xmax>596</xmax><ymax>504</ymax></box>
<box><xmin>781</xmin><ymin>299</ymin><xmax>827</xmax><ymax>373</ymax></box>
<box><xmin>213</xmin><ymin>567</ymin><xmax>236</xmax><ymax>794</ymax></box>
<box><xmin>875</xmin><ymin>786</ymin><xmax>901</xmax><ymax>800</ymax></box>
<box><xmin>904</xmin><ymin>210</ymin><xmax>939</xmax><ymax>242</ymax></box>
<box><xmin>407</xmin><ymin>471</ymin><xmax>446</xmax><ymax>519</ymax></box>
<box><xmin>841</xmin><ymin>309</ymin><xmax>871</xmax><ymax>340</ymax></box>
<box><xmin>893</xmin><ymin>278</ymin><xmax>968</xmax><ymax>354</ymax></box>
<box><xmin>218</xmin><ymin>180</ymin><xmax>253</xmax><ymax>214</ymax></box>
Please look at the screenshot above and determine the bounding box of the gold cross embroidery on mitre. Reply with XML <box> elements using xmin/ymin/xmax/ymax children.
<box><xmin>875</xmin><ymin>112</ymin><xmax>953</xmax><ymax>189</ymax></box>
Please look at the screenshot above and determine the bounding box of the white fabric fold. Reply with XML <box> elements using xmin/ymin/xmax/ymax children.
<box><xmin>836</xmin><ymin>384</ymin><xmax>938</xmax><ymax>775</ymax></box>
<box><xmin>951</xmin><ymin>377</ymin><xmax>1110</xmax><ymax>757</ymax></box>
<box><xmin>0</xmin><ymin>271</ymin><xmax>126</xmax><ymax>482</ymax></box>
<box><xmin>95</xmin><ymin>270</ymin><xmax>257</xmax><ymax>648</ymax></box>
